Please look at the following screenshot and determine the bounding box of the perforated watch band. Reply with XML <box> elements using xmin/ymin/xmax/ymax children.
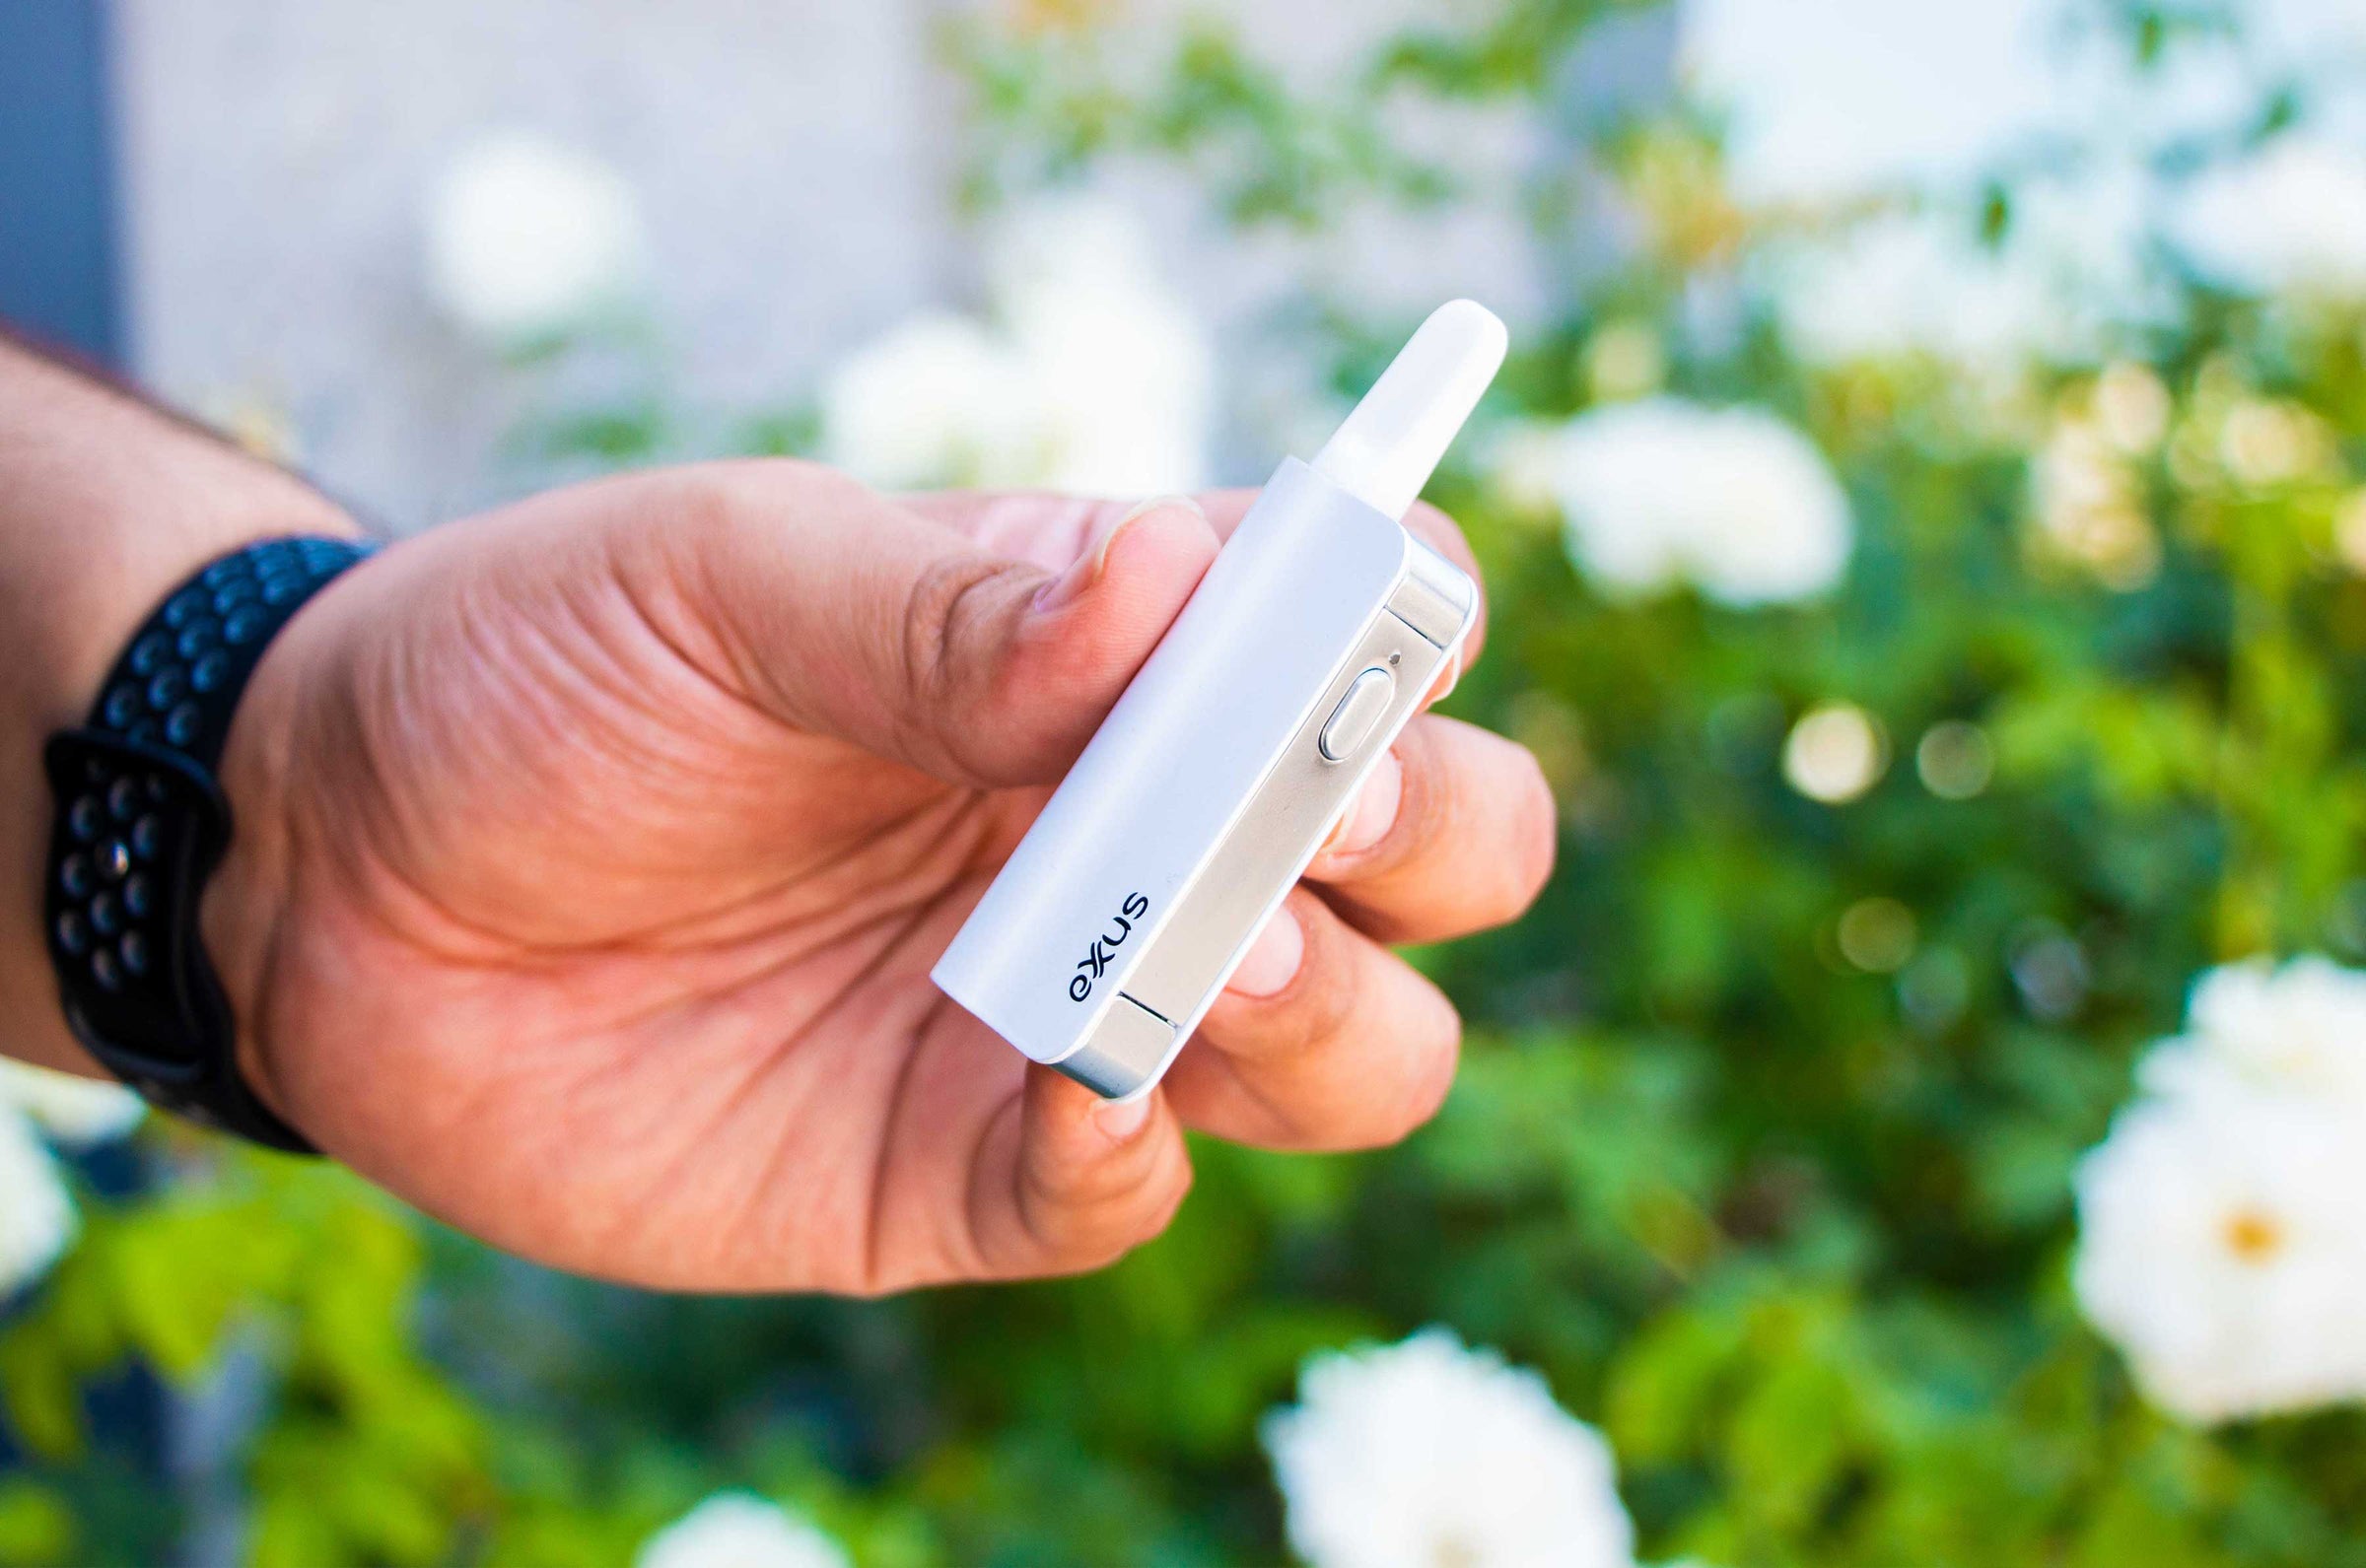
<box><xmin>41</xmin><ymin>536</ymin><xmax>374</xmax><ymax>1153</ymax></box>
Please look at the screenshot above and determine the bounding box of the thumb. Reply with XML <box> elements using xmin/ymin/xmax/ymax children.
<box><xmin>659</xmin><ymin>463</ymin><xmax>1221</xmax><ymax>788</ymax></box>
<box><xmin>981</xmin><ymin>1067</ymin><xmax>1193</xmax><ymax>1278</ymax></box>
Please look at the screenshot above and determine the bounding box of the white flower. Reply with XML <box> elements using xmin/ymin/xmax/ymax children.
<box><xmin>1540</xmin><ymin>398</ymin><xmax>1851</xmax><ymax>606</ymax></box>
<box><xmin>991</xmin><ymin>200</ymin><xmax>1215</xmax><ymax>498</ymax></box>
<box><xmin>424</xmin><ymin>131</ymin><xmax>649</xmax><ymax>345</ymax></box>
<box><xmin>2140</xmin><ymin>958</ymin><xmax>2366</xmax><ymax>1118</ymax></box>
<box><xmin>1758</xmin><ymin>214</ymin><xmax>2063</xmax><ymax>370</ymax></box>
<box><xmin>0</xmin><ymin>1061</ymin><xmax>142</xmax><ymax>1299</ymax></box>
<box><xmin>0</xmin><ymin>1112</ymin><xmax>74</xmax><ymax>1301</ymax></box>
<box><xmin>2073</xmin><ymin>1072</ymin><xmax>2366</xmax><ymax>1423</ymax></box>
<box><xmin>1487</xmin><ymin>422</ymin><xmax>1575</xmax><ymax>517</ymax></box>
<box><xmin>2171</xmin><ymin>138</ymin><xmax>2366</xmax><ymax>300</ymax></box>
<box><xmin>817</xmin><ymin>313</ymin><xmax>1049</xmax><ymax>492</ymax></box>
<box><xmin>1263</xmin><ymin>1328</ymin><xmax>1635</xmax><ymax>1568</ymax></box>
<box><xmin>820</xmin><ymin>195</ymin><xmax>1213</xmax><ymax>497</ymax></box>
<box><xmin>634</xmin><ymin>1493</ymin><xmax>849</xmax><ymax>1568</ymax></box>
<box><xmin>0</xmin><ymin>1058</ymin><xmax>144</xmax><ymax>1146</ymax></box>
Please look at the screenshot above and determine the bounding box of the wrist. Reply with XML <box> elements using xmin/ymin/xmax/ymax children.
<box><xmin>3</xmin><ymin>425</ymin><xmax>356</xmax><ymax>742</ymax></box>
<box><xmin>0</xmin><ymin>341</ymin><xmax>363</xmax><ymax>1079</ymax></box>
<box><xmin>38</xmin><ymin>534</ymin><xmax>377</xmax><ymax>1146</ymax></box>
<box><xmin>196</xmin><ymin>550</ymin><xmax>368</xmax><ymax>1126</ymax></box>
<box><xmin>9</xmin><ymin>511</ymin><xmax>364</xmax><ymax>1087</ymax></box>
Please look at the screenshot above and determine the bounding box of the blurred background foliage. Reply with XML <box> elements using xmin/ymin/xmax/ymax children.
<box><xmin>10</xmin><ymin>0</ymin><xmax>2366</xmax><ymax>1563</ymax></box>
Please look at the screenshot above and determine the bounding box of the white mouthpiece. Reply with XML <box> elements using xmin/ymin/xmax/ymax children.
<box><xmin>1311</xmin><ymin>299</ymin><xmax>1507</xmax><ymax>521</ymax></box>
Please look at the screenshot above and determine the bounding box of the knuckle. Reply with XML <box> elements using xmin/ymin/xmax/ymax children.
<box><xmin>664</xmin><ymin>456</ymin><xmax>843</xmax><ymax>527</ymax></box>
<box><xmin>1137</xmin><ymin>1148</ymin><xmax>1196</xmax><ymax>1243</ymax></box>
<box><xmin>639</xmin><ymin>458</ymin><xmax>862</xmax><ymax>589</ymax></box>
<box><xmin>721</xmin><ymin>453</ymin><xmax>863</xmax><ymax>501</ymax></box>
<box><xmin>1413</xmin><ymin>729</ymin><xmax>1464</xmax><ymax>836</ymax></box>
<box><xmin>1411</xmin><ymin>1009</ymin><xmax>1465</xmax><ymax>1120</ymax></box>
<box><xmin>839</xmin><ymin>1267</ymin><xmax>904</xmax><ymax>1302</ymax></box>
<box><xmin>1277</xmin><ymin>942</ymin><xmax>1358</xmax><ymax>1053</ymax></box>
<box><xmin>1048</xmin><ymin>1141</ymin><xmax>1193</xmax><ymax>1273</ymax></box>
<box><xmin>1497</xmin><ymin>749</ymin><xmax>1560</xmax><ymax>920</ymax></box>
<box><xmin>1372</xmin><ymin>1008</ymin><xmax>1463</xmax><ymax>1145</ymax></box>
<box><xmin>898</xmin><ymin>553</ymin><xmax>1034</xmax><ymax>770</ymax></box>
<box><xmin>647</xmin><ymin>464</ymin><xmax>745</xmax><ymax>556</ymax></box>
<box><xmin>1370</xmin><ymin>731</ymin><xmax>1452</xmax><ymax>876</ymax></box>
<box><xmin>900</xmin><ymin>554</ymin><xmax>1009</xmax><ymax>704</ymax></box>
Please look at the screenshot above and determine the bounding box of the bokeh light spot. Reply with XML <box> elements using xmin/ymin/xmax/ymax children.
<box><xmin>1839</xmin><ymin>897</ymin><xmax>1917</xmax><ymax>973</ymax></box>
<box><xmin>1783</xmin><ymin>703</ymin><xmax>1886</xmax><ymax>803</ymax></box>
<box><xmin>1916</xmin><ymin>720</ymin><xmax>1994</xmax><ymax>800</ymax></box>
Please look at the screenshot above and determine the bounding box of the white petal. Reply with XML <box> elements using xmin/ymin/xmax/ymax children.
<box><xmin>1264</xmin><ymin>1327</ymin><xmax>1635</xmax><ymax>1568</ymax></box>
<box><xmin>633</xmin><ymin>1493</ymin><xmax>849</xmax><ymax>1568</ymax></box>
<box><xmin>0</xmin><ymin>1058</ymin><xmax>143</xmax><ymax>1147</ymax></box>
<box><xmin>423</xmin><ymin>132</ymin><xmax>649</xmax><ymax>345</ymax></box>
<box><xmin>0</xmin><ymin>1111</ymin><xmax>76</xmax><ymax>1300</ymax></box>
<box><xmin>1550</xmin><ymin>398</ymin><xmax>1851</xmax><ymax>607</ymax></box>
<box><xmin>2074</xmin><ymin>1082</ymin><xmax>2366</xmax><ymax>1422</ymax></box>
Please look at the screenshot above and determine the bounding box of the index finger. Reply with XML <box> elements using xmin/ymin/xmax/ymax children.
<box><xmin>903</xmin><ymin>488</ymin><xmax>1489</xmax><ymax>675</ymax></box>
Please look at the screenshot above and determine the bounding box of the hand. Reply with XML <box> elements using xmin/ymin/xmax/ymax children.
<box><xmin>202</xmin><ymin>461</ymin><xmax>1555</xmax><ymax>1292</ymax></box>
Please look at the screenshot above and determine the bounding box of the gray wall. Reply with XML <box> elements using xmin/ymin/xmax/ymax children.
<box><xmin>112</xmin><ymin>0</ymin><xmax>953</xmax><ymax>528</ymax></box>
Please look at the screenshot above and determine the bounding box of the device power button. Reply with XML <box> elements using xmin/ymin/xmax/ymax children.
<box><xmin>1319</xmin><ymin>667</ymin><xmax>1398</xmax><ymax>762</ymax></box>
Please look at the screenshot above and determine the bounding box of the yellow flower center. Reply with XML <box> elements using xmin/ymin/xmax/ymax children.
<box><xmin>2222</xmin><ymin>1207</ymin><xmax>2286</xmax><ymax>1265</ymax></box>
<box><xmin>1009</xmin><ymin>0</ymin><xmax>1108</xmax><ymax>32</ymax></box>
<box><xmin>1432</xmin><ymin>1535</ymin><xmax>1480</xmax><ymax>1568</ymax></box>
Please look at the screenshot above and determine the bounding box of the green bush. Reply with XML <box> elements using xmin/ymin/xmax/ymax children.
<box><xmin>10</xmin><ymin>3</ymin><xmax>2366</xmax><ymax>1564</ymax></box>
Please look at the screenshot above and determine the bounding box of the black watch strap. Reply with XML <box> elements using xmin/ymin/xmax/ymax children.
<box><xmin>41</xmin><ymin>536</ymin><xmax>374</xmax><ymax>1153</ymax></box>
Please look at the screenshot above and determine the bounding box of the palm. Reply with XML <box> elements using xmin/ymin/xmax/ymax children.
<box><xmin>228</xmin><ymin>468</ymin><xmax>1167</xmax><ymax>1292</ymax></box>
<box><xmin>209</xmin><ymin>459</ymin><xmax>1542</xmax><ymax>1294</ymax></box>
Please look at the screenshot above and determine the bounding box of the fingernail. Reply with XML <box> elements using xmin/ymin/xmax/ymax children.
<box><xmin>1226</xmin><ymin>904</ymin><xmax>1304</xmax><ymax>998</ymax></box>
<box><xmin>1327</xmin><ymin>750</ymin><xmax>1403</xmax><ymax>857</ymax></box>
<box><xmin>1094</xmin><ymin>1094</ymin><xmax>1153</xmax><ymax>1139</ymax></box>
<box><xmin>1033</xmin><ymin>495</ymin><xmax>1203</xmax><ymax>613</ymax></box>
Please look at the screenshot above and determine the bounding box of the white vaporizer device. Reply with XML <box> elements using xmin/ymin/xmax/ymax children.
<box><xmin>932</xmin><ymin>300</ymin><xmax>1508</xmax><ymax>1099</ymax></box>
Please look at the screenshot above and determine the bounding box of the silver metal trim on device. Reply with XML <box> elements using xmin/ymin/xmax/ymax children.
<box><xmin>1053</xmin><ymin>554</ymin><xmax>1473</xmax><ymax>1098</ymax></box>
<box><xmin>1056</xmin><ymin>992</ymin><xmax>1177</xmax><ymax>1099</ymax></box>
<box><xmin>1390</xmin><ymin>534</ymin><xmax>1478</xmax><ymax>648</ymax></box>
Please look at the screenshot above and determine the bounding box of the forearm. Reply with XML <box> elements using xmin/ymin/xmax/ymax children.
<box><xmin>0</xmin><ymin>331</ymin><xmax>359</xmax><ymax>1074</ymax></box>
